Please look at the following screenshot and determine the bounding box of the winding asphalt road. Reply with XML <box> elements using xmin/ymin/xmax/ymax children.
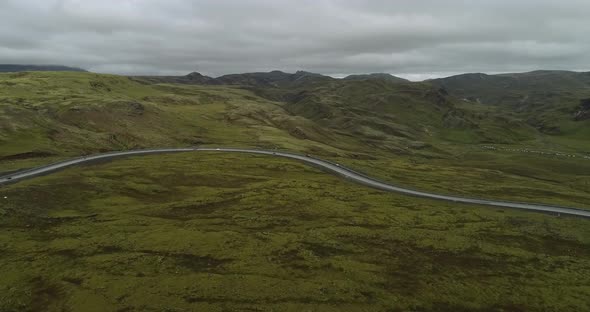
<box><xmin>1</xmin><ymin>147</ymin><xmax>589</xmax><ymax>218</ymax></box>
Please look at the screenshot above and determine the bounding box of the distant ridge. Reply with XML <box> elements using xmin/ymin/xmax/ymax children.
<box><xmin>0</xmin><ymin>64</ymin><xmax>87</xmax><ymax>73</ymax></box>
<box><xmin>136</xmin><ymin>71</ymin><xmax>413</xmax><ymax>87</ymax></box>
<box><xmin>214</xmin><ymin>70</ymin><xmax>334</xmax><ymax>87</ymax></box>
<box><xmin>343</xmin><ymin>73</ymin><xmax>409</xmax><ymax>83</ymax></box>
<box><xmin>429</xmin><ymin>70</ymin><xmax>590</xmax><ymax>107</ymax></box>
<box><xmin>134</xmin><ymin>70</ymin><xmax>334</xmax><ymax>87</ymax></box>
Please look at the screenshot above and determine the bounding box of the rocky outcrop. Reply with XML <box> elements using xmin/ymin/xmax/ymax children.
<box><xmin>288</xmin><ymin>126</ymin><xmax>309</xmax><ymax>139</ymax></box>
<box><xmin>185</xmin><ymin>72</ymin><xmax>216</xmax><ymax>84</ymax></box>
<box><xmin>442</xmin><ymin>108</ymin><xmax>478</xmax><ymax>129</ymax></box>
<box><xmin>126</xmin><ymin>101</ymin><xmax>145</xmax><ymax>116</ymax></box>
<box><xmin>573</xmin><ymin>98</ymin><xmax>590</xmax><ymax>121</ymax></box>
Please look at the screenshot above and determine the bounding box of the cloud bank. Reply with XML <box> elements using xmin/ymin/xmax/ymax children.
<box><xmin>1</xmin><ymin>0</ymin><xmax>589</xmax><ymax>79</ymax></box>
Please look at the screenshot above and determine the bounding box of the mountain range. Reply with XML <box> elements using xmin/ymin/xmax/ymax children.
<box><xmin>135</xmin><ymin>68</ymin><xmax>590</xmax><ymax>142</ymax></box>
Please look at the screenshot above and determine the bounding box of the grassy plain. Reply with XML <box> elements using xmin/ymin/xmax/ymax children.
<box><xmin>1</xmin><ymin>153</ymin><xmax>590</xmax><ymax>311</ymax></box>
<box><xmin>335</xmin><ymin>149</ymin><xmax>590</xmax><ymax>210</ymax></box>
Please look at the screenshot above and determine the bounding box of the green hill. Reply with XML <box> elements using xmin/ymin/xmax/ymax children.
<box><xmin>429</xmin><ymin>71</ymin><xmax>590</xmax><ymax>148</ymax></box>
<box><xmin>0</xmin><ymin>71</ymin><xmax>341</xmax><ymax>159</ymax></box>
<box><xmin>279</xmin><ymin>79</ymin><xmax>536</xmax><ymax>148</ymax></box>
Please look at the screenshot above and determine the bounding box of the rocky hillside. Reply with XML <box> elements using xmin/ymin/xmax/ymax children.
<box><xmin>429</xmin><ymin>70</ymin><xmax>590</xmax><ymax>142</ymax></box>
<box><xmin>136</xmin><ymin>70</ymin><xmax>588</xmax><ymax>148</ymax></box>
<box><xmin>135</xmin><ymin>70</ymin><xmax>333</xmax><ymax>88</ymax></box>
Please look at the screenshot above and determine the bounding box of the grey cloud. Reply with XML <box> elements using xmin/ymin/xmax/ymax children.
<box><xmin>1</xmin><ymin>0</ymin><xmax>590</xmax><ymax>79</ymax></box>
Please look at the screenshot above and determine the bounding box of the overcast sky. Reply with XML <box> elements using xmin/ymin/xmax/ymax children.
<box><xmin>1</xmin><ymin>0</ymin><xmax>589</xmax><ymax>80</ymax></box>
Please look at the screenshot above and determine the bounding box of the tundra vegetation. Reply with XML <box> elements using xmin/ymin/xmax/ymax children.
<box><xmin>0</xmin><ymin>71</ymin><xmax>589</xmax><ymax>311</ymax></box>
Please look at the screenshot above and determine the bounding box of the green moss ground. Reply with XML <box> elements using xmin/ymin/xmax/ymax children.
<box><xmin>1</xmin><ymin>153</ymin><xmax>589</xmax><ymax>311</ymax></box>
<box><xmin>334</xmin><ymin>149</ymin><xmax>590</xmax><ymax>210</ymax></box>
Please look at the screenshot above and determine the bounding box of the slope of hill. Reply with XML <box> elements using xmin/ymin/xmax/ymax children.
<box><xmin>280</xmin><ymin>79</ymin><xmax>537</xmax><ymax>149</ymax></box>
<box><xmin>1</xmin><ymin>71</ymin><xmax>474</xmax><ymax>163</ymax></box>
<box><xmin>0</xmin><ymin>64</ymin><xmax>86</xmax><ymax>72</ymax></box>
<box><xmin>430</xmin><ymin>70</ymin><xmax>590</xmax><ymax>147</ymax></box>
<box><xmin>0</xmin><ymin>71</ymin><xmax>347</xmax><ymax>160</ymax></box>
<box><xmin>131</xmin><ymin>69</ymin><xmax>590</xmax><ymax>153</ymax></box>
<box><xmin>135</xmin><ymin>70</ymin><xmax>534</xmax><ymax>147</ymax></box>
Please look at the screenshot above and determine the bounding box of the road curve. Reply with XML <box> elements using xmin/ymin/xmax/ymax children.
<box><xmin>1</xmin><ymin>147</ymin><xmax>589</xmax><ymax>218</ymax></box>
